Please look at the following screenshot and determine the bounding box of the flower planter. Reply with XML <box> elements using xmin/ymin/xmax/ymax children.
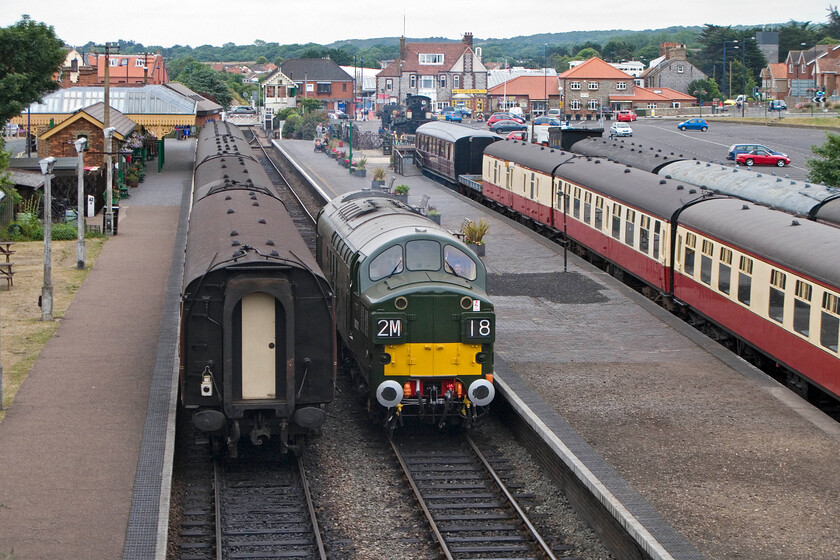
<box><xmin>428</xmin><ymin>214</ymin><xmax>441</xmax><ymax>225</ymax></box>
<box><xmin>467</xmin><ymin>242</ymin><xmax>485</xmax><ymax>257</ymax></box>
<box><xmin>371</xmin><ymin>179</ymin><xmax>385</xmax><ymax>189</ymax></box>
<box><xmin>395</xmin><ymin>194</ymin><xmax>408</xmax><ymax>204</ymax></box>
<box><xmin>353</xmin><ymin>168</ymin><xmax>367</xmax><ymax>178</ymax></box>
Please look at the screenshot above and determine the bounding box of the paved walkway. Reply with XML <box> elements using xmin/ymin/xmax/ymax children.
<box><xmin>0</xmin><ymin>138</ymin><xmax>193</xmax><ymax>559</ymax></box>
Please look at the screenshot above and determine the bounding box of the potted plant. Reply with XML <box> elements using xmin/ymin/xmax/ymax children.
<box><xmin>394</xmin><ymin>184</ymin><xmax>410</xmax><ymax>203</ymax></box>
<box><xmin>354</xmin><ymin>157</ymin><xmax>367</xmax><ymax>177</ymax></box>
<box><xmin>125</xmin><ymin>169</ymin><xmax>140</xmax><ymax>188</ymax></box>
<box><xmin>427</xmin><ymin>205</ymin><xmax>441</xmax><ymax>225</ymax></box>
<box><xmin>371</xmin><ymin>166</ymin><xmax>386</xmax><ymax>189</ymax></box>
<box><xmin>462</xmin><ymin>218</ymin><xmax>489</xmax><ymax>257</ymax></box>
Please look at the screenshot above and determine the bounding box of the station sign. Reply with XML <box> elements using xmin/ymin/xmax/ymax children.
<box><xmin>453</xmin><ymin>89</ymin><xmax>487</xmax><ymax>94</ymax></box>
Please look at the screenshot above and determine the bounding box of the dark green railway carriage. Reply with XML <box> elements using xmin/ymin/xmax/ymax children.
<box><xmin>316</xmin><ymin>191</ymin><xmax>495</xmax><ymax>427</ymax></box>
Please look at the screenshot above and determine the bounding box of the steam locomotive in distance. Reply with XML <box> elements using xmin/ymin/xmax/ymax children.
<box><xmin>180</xmin><ymin>121</ymin><xmax>336</xmax><ymax>458</ymax></box>
<box><xmin>316</xmin><ymin>191</ymin><xmax>496</xmax><ymax>430</ymax></box>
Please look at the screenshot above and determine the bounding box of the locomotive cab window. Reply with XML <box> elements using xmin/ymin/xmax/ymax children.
<box><xmin>443</xmin><ymin>245</ymin><xmax>477</xmax><ymax>280</ymax></box>
<box><xmin>406</xmin><ymin>240</ymin><xmax>441</xmax><ymax>271</ymax></box>
<box><xmin>369</xmin><ymin>245</ymin><xmax>403</xmax><ymax>281</ymax></box>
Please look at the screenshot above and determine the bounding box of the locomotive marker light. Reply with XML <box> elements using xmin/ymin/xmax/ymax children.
<box><xmin>467</xmin><ymin>378</ymin><xmax>495</xmax><ymax>407</ymax></box>
<box><xmin>74</xmin><ymin>137</ymin><xmax>86</xmax><ymax>269</ymax></box>
<box><xmin>39</xmin><ymin>157</ymin><xmax>56</xmax><ymax>321</ymax></box>
<box><xmin>376</xmin><ymin>380</ymin><xmax>404</xmax><ymax>408</ymax></box>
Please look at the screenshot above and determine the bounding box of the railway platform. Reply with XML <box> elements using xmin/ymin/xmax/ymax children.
<box><xmin>0</xmin><ymin>139</ymin><xmax>192</xmax><ymax>559</ymax></box>
<box><xmin>277</xmin><ymin>127</ymin><xmax>840</xmax><ymax>560</ymax></box>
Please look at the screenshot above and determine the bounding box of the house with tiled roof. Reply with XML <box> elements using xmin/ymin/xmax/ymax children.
<box><xmin>611</xmin><ymin>86</ymin><xmax>697</xmax><ymax>113</ymax></box>
<box><xmin>784</xmin><ymin>45</ymin><xmax>837</xmax><ymax>101</ymax></box>
<box><xmin>260</xmin><ymin>68</ymin><xmax>298</xmax><ymax>113</ymax></box>
<box><xmin>641</xmin><ymin>43</ymin><xmax>706</xmax><ymax>93</ymax></box>
<box><xmin>375</xmin><ymin>33</ymin><xmax>488</xmax><ymax>114</ymax></box>
<box><xmin>82</xmin><ymin>53</ymin><xmax>168</xmax><ymax>86</ymax></box>
<box><xmin>486</xmin><ymin>75</ymin><xmax>560</xmax><ymax>117</ymax></box>
<box><xmin>760</xmin><ymin>63</ymin><xmax>789</xmax><ymax>100</ymax></box>
<box><xmin>558</xmin><ymin>58</ymin><xmax>636</xmax><ymax>120</ymax></box>
<box><xmin>277</xmin><ymin>58</ymin><xmax>354</xmax><ymax>114</ymax></box>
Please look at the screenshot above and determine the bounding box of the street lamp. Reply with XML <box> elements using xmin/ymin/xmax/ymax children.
<box><xmin>693</xmin><ymin>89</ymin><xmax>707</xmax><ymax>116</ymax></box>
<box><xmin>722</xmin><ymin>40</ymin><xmax>738</xmax><ymax>100</ymax></box>
<box><xmin>103</xmin><ymin>126</ymin><xmax>116</xmax><ymax>235</ymax></box>
<box><xmin>74</xmin><ymin>137</ymin><xmax>87</xmax><ymax>269</ymax></box>
<box><xmin>39</xmin><ymin>156</ymin><xmax>56</xmax><ymax>321</ymax></box>
<box><xmin>802</xmin><ymin>42</ymin><xmax>819</xmax><ymax>118</ymax></box>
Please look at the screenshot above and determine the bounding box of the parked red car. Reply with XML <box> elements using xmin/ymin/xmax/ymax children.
<box><xmin>488</xmin><ymin>112</ymin><xmax>525</xmax><ymax>125</ymax></box>
<box><xmin>616</xmin><ymin>110</ymin><xmax>637</xmax><ymax>122</ymax></box>
<box><xmin>736</xmin><ymin>149</ymin><xmax>791</xmax><ymax>167</ymax></box>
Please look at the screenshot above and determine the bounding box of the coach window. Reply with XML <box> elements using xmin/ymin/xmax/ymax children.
<box><xmin>769</xmin><ymin>269</ymin><xmax>786</xmax><ymax>323</ymax></box>
<box><xmin>793</xmin><ymin>280</ymin><xmax>812</xmax><ymax>337</ymax></box>
<box><xmin>369</xmin><ymin>245</ymin><xmax>404</xmax><ymax>281</ymax></box>
<box><xmin>444</xmin><ymin>245</ymin><xmax>477</xmax><ymax>280</ymax></box>
<box><xmin>493</xmin><ymin>161</ymin><xmax>498</xmax><ymax>185</ymax></box>
<box><xmin>700</xmin><ymin>240</ymin><xmax>713</xmax><ymax>285</ymax></box>
<box><xmin>594</xmin><ymin>197</ymin><xmax>604</xmax><ymax>230</ymax></box>
<box><xmin>406</xmin><ymin>240</ymin><xmax>442</xmax><ymax>271</ymax></box>
<box><xmin>820</xmin><ymin>292</ymin><xmax>840</xmax><ymax>352</ymax></box>
<box><xmin>738</xmin><ymin>256</ymin><xmax>752</xmax><ymax>306</ymax></box>
<box><xmin>625</xmin><ymin>208</ymin><xmax>635</xmax><ymax>248</ymax></box>
<box><xmin>639</xmin><ymin>215</ymin><xmax>650</xmax><ymax>254</ymax></box>
<box><xmin>573</xmin><ymin>187</ymin><xmax>581</xmax><ymax>219</ymax></box>
<box><xmin>718</xmin><ymin>247</ymin><xmax>732</xmax><ymax>295</ymax></box>
<box><xmin>611</xmin><ymin>204</ymin><xmax>622</xmax><ymax>240</ymax></box>
<box><xmin>653</xmin><ymin>221</ymin><xmax>661</xmax><ymax>260</ymax></box>
<box><xmin>584</xmin><ymin>192</ymin><xmax>592</xmax><ymax>223</ymax></box>
<box><xmin>684</xmin><ymin>232</ymin><xmax>696</xmax><ymax>276</ymax></box>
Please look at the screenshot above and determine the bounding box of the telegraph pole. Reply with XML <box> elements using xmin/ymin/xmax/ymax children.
<box><xmin>98</xmin><ymin>42</ymin><xmax>119</xmax><ymax>235</ymax></box>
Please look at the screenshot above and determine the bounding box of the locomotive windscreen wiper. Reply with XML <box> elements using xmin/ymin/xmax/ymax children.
<box><xmin>384</xmin><ymin>257</ymin><xmax>403</xmax><ymax>280</ymax></box>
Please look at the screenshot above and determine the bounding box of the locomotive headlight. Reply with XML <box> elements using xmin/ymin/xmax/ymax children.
<box><xmin>475</xmin><ymin>352</ymin><xmax>488</xmax><ymax>364</ymax></box>
<box><xmin>379</xmin><ymin>352</ymin><xmax>392</xmax><ymax>364</ymax></box>
<box><xmin>467</xmin><ymin>379</ymin><xmax>495</xmax><ymax>407</ymax></box>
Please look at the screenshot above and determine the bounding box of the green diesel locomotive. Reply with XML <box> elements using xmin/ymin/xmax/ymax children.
<box><xmin>316</xmin><ymin>191</ymin><xmax>495</xmax><ymax>428</ymax></box>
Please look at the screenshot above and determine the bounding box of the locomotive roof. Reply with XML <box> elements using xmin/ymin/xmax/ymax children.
<box><xmin>416</xmin><ymin>121</ymin><xmax>501</xmax><ymax>143</ymax></box>
<box><xmin>183</xmin><ymin>188</ymin><xmax>322</xmax><ymax>287</ymax></box>
<box><xmin>320</xmin><ymin>191</ymin><xmax>476</xmax><ymax>259</ymax></box>
<box><xmin>679</xmin><ymin>198</ymin><xmax>840</xmax><ymax>289</ymax></box>
<box><xmin>571</xmin><ymin>136</ymin><xmax>687</xmax><ymax>174</ymax></box>
<box><xmin>485</xmin><ymin>140</ymin><xmax>709</xmax><ymax>220</ymax></box>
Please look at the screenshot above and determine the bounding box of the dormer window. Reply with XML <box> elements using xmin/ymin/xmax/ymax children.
<box><xmin>677</xmin><ymin>64</ymin><xmax>684</xmax><ymax>73</ymax></box>
<box><xmin>419</xmin><ymin>53</ymin><xmax>444</xmax><ymax>65</ymax></box>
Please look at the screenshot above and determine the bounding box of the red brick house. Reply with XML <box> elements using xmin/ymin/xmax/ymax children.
<box><xmin>485</xmin><ymin>75</ymin><xmax>560</xmax><ymax>117</ymax></box>
<box><xmin>277</xmin><ymin>58</ymin><xmax>353</xmax><ymax>113</ymax></box>
<box><xmin>37</xmin><ymin>102</ymin><xmax>136</xmax><ymax>160</ymax></box>
<box><xmin>558</xmin><ymin>58</ymin><xmax>636</xmax><ymax>119</ymax></box>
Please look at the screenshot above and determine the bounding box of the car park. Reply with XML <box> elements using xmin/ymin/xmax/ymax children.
<box><xmin>616</xmin><ymin>110</ymin><xmax>637</xmax><ymax>122</ymax></box>
<box><xmin>488</xmin><ymin>112</ymin><xmax>525</xmax><ymax>125</ymax></box>
<box><xmin>736</xmin><ymin>149</ymin><xmax>791</xmax><ymax>167</ymax></box>
<box><xmin>677</xmin><ymin>118</ymin><xmax>708</xmax><ymax>131</ymax></box>
<box><xmin>609</xmin><ymin>122</ymin><xmax>633</xmax><ymax>137</ymax></box>
<box><xmin>454</xmin><ymin>106</ymin><xmax>472</xmax><ymax>117</ymax></box>
<box><xmin>490</xmin><ymin>120</ymin><xmax>528</xmax><ymax>134</ymax></box>
<box><xmin>445</xmin><ymin>111</ymin><xmax>463</xmax><ymax>122</ymax></box>
<box><xmin>506</xmin><ymin>130</ymin><xmax>528</xmax><ymax>141</ymax></box>
<box><xmin>547</xmin><ymin>109</ymin><xmax>564</xmax><ymax>119</ymax></box>
<box><xmin>727</xmin><ymin>143</ymin><xmax>787</xmax><ymax>161</ymax></box>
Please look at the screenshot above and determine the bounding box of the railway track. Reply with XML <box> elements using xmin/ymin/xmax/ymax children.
<box><xmin>390</xmin><ymin>431</ymin><xmax>576</xmax><ymax>560</ymax></box>
<box><xmin>173</xmin><ymin>432</ymin><xmax>326</xmax><ymax>560</ymax></box>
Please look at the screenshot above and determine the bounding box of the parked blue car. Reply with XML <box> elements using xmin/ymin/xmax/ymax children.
<box><xmin>445</xmin><ymin>111</ymin><xmax>463</xmax><ymax>122</ymax></box>
<box><xmin>677</xmin><ymin>118</ymin><xmax>708</xmax><ymax>131</ymax></box>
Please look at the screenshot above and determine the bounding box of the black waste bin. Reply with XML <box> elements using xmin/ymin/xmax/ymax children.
<box><xmin>102</xmin><ymin>205</ymin><xmax>120</xmax><ymax>235</ymax></box>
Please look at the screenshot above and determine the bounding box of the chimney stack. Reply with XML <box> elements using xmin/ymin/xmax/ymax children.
<box><xmin>463</xmin><ymin>32</ymin><xmax>473</xmax><ymax>47</ymax></box>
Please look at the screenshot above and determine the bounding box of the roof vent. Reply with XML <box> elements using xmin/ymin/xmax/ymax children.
<box><xmin>624</xmin><ymin>168</ymin><xmax>631</xmax><ymax>173</ymax></box>
<box><xmin>230</xmin><ymin>230</ymin><xmax>238</xmax><ymax>236</ymax></box>
<box><xmin>742</xmin><ymin>205</ymin><xmax>750</xmax><ymax>210</ymax></box>
<box><xmin>689</xmin><ymin>188</ymin><xmax>697</xmax><ymax>194</ymax></box>
<box><xmin>227</xmin><ymin>209</ymin><xmax>235</xmax><ymax>214</ymax></box>
<box><xmin>677</xmin><ymin>185</ymin><xmax>684</xmax><ymax>190</ymax></box>
<box><xmin>225</xmin><ymin>195</ymin><xmax>232</xmax><ymax>200</ymax></box>
<box><xmin>253</xmin><ymin>201</ymin><xmax>260</xmax><ymax>206</ymax></box>
<box><xmin>232</xmin><ymin>240</ymin><xmax>241</xmax><ymax>247</ymax></box>
<box><xmin>266</xmin><ymin>239</ymin><xmax>275</xmax><ymax>246</ymax></box>
<box><xmin>270</xmin><ymin>250</ymin><xmax>279</xmax><ymax>257</ymax></box>
<box><xmin>258</xmin><ymin>218</ymin><xmax>266</xmax><ymax>224</ymax></box>
<box><xmin>791</xmin><ymin>220</ymin><xmax>801</xmax><ymax>226</ymax></box>
<box><xmin>659</xmin><ymin>179</ymin><xmax>667</xmax><ymax>184</ymax></box>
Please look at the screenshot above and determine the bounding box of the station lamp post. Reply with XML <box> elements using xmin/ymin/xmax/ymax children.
<box><xmin>74</xmin><ymin>137</ymin><xmax>87</xmax><ymax>269</ymax></box>
<box><xmin>39</xmin><ymin>156</ymin><xmax>56</xmax><ymax>321</ymax></box>
<box><xmin>103</xmin><ymin>127</ymin><xmax>116</xmax><ymax>235</ymax></box>
<box><xmin>722</xmin><ymin>40</ymin><xmax>738</xmax><ymax>100</ymax></box>
<box><xmin>693</xmin><ymin>89</ymin><xmax>707</xmax><ymax>117</ymax></box>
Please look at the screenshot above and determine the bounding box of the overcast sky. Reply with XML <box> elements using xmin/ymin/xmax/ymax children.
<box><xmin>0</xmin><ymin>1</ymin><xmax>832</xmax><ymax>48</ymax></box>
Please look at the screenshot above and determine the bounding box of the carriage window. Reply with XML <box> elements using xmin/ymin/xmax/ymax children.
<box><xmin>718</xmin><ymin>247</ymin><xmax>732</xmax><ymax>295</ymax></box>
<box><xmin>738</xmin><ymin>256</ymin><xmax>753</xmax><ymax>306</ymax></box>
<box><xmin>624</xmin><ymin>208</ymin><xmax>635</xmax><ymax>247</ymax></box>
<box><xmin>684</xmin><ymin>232</ymin><xmax>696</xmax><ymax>276</ymax></box>
<box><xmin>406</xmin><ymin>240</ymin><xmax>441</xmax><ymax>271</ymax></box>
<box><xmin>444</xmin><ymin>245</ymin><xmax>477</xmax><ymax>280</ymax></box>
<box><xmin>700</xmin><ymin>240</ymin><xmax>713</xmax><ymax>285</ymax></box>
<box><xmin>769</xmin><ymin>269</ymin><xmax>786</xmax><ymax>323</ymax></box>
<box><xmin>611</xmin><ymin>204</ymin><xmax>622</xmax><ymax>240</ymax></box>
<box><xmin>594</xmin><ymin>197</ymin><xmax>604</xmax><ymax>229</ymax></box>
<box><xmin>821</xmin><ymin>292</ymin><xmax>840</xmax><ymax>352</ymax></box>
<box><xmin>653</xmin><ymin>221</ymin><xmax>661</xmax><ymax>260</ymax></box>
<box><xmin>793</xmin><ymin>280</ymin><xmax>812</xmax><ymax>337</ymax></box>
<box><xmin>639</xmin><ymin>215</ymin><xmax>650</xmax><ymax>254</ymax></box>
<box><xmin>583</xmin><ymin>191</ymin><xmax>591</xmax><ymax>223</ymax></box>
<box><xmin>369</xmin><ymin>245</ymin><xmax>404</xmax><ymax>281</ymax></box>
<box><xmin>573</xmin><ymin>187</ymin><xmax>581</xmax><ymax>219</ymax></box>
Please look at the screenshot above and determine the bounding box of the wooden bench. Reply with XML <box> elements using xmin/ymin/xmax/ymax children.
<box><xmin>0</xmin><ymin>262</ymin><xmax>15</xmax><ymax>288</ymax></box>
<box><xmin>0</xmin><ymin>241</ymin><xmax>15</xmax><ymax>263</ymax></box>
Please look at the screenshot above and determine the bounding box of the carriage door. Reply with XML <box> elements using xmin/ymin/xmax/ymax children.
<box><xmin>241</xmin><ymin>292</ymin><xmax>278</xmax><ymax>399</ymax></box>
